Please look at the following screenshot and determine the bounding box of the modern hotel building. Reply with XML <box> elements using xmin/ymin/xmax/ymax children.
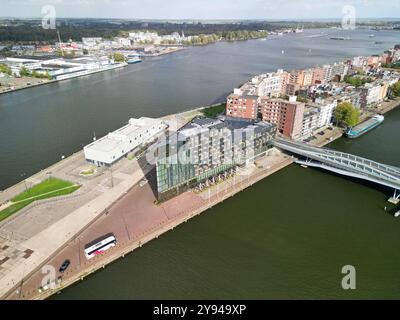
<box><xmin>155</xmin><ymin>116</ymin><xmax>276</xmax><ymax>201</ymax></box>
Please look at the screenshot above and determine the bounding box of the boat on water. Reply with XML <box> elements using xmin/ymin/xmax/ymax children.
<box><xmin>294</xmin><ymin>25</ymin><xmax>304</xmax><ymax>33</ymax></box>
<box><xmin>329</xmin><ymin>36</ymin><xmax>351</xmax><ymax>40</ymax></box>
<box><xmin>345</xmin><ymin>114</ymin><xmax>384</xmax><ymax>139</ymax></box>
<box><xmin>307</xmin><ymin>33</ymin><xmax>326</xmax><ymax>38</ymax></box>
<box><xmin>127</xmin><ymin>57</ymin><xmax>142</xmax><ymax>64</ymax></box>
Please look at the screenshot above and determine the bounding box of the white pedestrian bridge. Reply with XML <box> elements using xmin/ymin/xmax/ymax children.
<box><xmin>273</xmin><ymin>138</ymin><xmax>400</xmax><ymax>201</ymax></box>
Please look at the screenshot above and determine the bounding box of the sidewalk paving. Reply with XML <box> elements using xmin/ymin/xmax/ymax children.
<box><xmin>0</xmin><ymin>163</ymin><xmax>146</xmax><ymax>298</ymax></box>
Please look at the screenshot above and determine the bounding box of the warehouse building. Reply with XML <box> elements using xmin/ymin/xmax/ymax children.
<box><xmin>84</xmin><ymin>117</ymin><xmax>167</xmax><ymax>166</ymax></box>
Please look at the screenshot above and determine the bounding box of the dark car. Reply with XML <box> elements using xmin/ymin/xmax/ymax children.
<box><xmin>318</xmin><ymin>131</ymin><xmax>325</xmax><ymax>136</ymax></box>
<box><xmin>59</xmin><ymin>259</ymin><xmax>70</xmax><ymax>273</ymax></box>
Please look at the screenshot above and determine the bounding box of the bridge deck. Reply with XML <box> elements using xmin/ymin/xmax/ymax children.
<box><xmin>273</xmin><ymin>138</ymin><xmax>400</xmax><ymax>191</ymax></box>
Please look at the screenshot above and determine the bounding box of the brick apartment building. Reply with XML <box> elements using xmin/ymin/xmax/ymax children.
<box><xmin>259</xmin><ymin>97</ymin><xmax>305</xmax><ymax>139</ymax></box>
<box><xmin>226</xmin><ymin>90</ymin><xmax>259</xmax><ymax>119</ymax></box>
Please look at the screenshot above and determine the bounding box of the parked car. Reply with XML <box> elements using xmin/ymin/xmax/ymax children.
<box><xmin>59</xmin><ymin>259</ymin><xmax>70</xmax><ymax>273</ymax></box>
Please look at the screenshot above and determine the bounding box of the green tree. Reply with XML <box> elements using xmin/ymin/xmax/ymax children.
<box><xmin>113</xmin><ymin>52</ymin><xmax>126</xmax><ymax>62</ymax></box>
<box><xmin>296</xmin><ymin>95</ymin><xmax>309</xmax><ymax>103</ymax></box>
<box><xmin>19</xmin><ymin>66</ymin><xmax>30</xmax><ymax>77</ymax></box>
<box><xmin>391</xmin><ymin>81</ymin><xmax>400</xmax><ymax>97</ymax></box>
<box><xmin>64</xmin><ymin>51</ymin><xmax>76</xmax><ymax>58</ymax></box>
<box><xmin>0</xmin><ymin>64</ymin><xmax>12</xmax><ymax>75</ymax></box>
<box><xmin>382</xmin><ymin>62</ymin><xmax>400</xmax><ymax>69</ymax></box>
<box><xmin>343</xmin><ymin>75</ymin><xmax>373</xmax><ymax>88</ymax></box>
<box><xmin>334</xmin><ymin>102</ymin><xmax>360</xmax><ymax>127</ymax></box>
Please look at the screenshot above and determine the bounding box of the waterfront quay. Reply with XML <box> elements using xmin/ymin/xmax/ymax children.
<box><xmin>0</xmin><ymin>106</ymin><xmax>341</xmax><ymax>300</ymax></box>
<box><xmin>0</xmin><ymin>83</ymin><xmax>397</xmax><ymax>300</ymax></box>
<box><xmin>0</xmin><ymin>61</ymin><xmax>127</xmax><ymax>95</ymax></box>
<box><xmin>5</xmin><ymin>148</ymin><xmax>294</xmax><ymax>300</ymax></box>
<box><xmin>0</xmin><ymin>97</ymin><xmax>397</xmax><ymax>300</ymax></box>
<box><xmin>0</xmin><ymin>105</ymin><xmax>210</xmax><ymax>299</ymax></box>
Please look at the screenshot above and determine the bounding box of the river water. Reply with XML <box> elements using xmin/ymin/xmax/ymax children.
<box><xmin>1</xmin><ymin>28</ymin><xmax>400</xmax><ymax>298</ymax></box>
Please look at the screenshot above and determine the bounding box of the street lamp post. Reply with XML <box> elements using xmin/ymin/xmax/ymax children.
<box><xmin>110</xmin><ymin>166</ymin><xmax>114</xmax><ymax>188</ymax></box>
<box><xmin>19</xmin><ymin>262</ymin><xmax>27</xmax><ymax>299</ymax></box>
<box><xmin>20</xmin><ymin>173</ymin><xmax>27</xmax><ymax>192</ymax></box>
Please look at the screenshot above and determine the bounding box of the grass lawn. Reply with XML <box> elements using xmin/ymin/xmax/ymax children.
<box><xmin>201</xmin><ymin>103</ymin><xmax>226</xmax><ymax>118</ymax></box>
<box><xmin>0</xmin><ymin>178</ymin><xmax>80</xmax><ymax>222</ymax></box>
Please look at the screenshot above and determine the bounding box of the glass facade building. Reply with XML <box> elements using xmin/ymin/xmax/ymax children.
<box><xmin>156</xmin><ymin>116</ymin><xmax>276</xmax><ymax>201</ymax></box>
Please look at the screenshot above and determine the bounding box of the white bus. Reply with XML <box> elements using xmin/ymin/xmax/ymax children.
<box><xmin>84</xmin><ymin>233</ymin><xmax>117</xmax><ymax>259</ymax></box>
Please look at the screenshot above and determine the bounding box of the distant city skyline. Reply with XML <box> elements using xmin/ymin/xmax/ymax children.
<box><xmin>1</xmin><ymin>0</ymin><xmax>400</xmax><ymax>20</ymax></box>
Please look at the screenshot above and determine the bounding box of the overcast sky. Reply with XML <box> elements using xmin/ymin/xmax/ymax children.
<box><xmin>1</xmin><ymin>0</ymin><xmax>400</xmax><ymax>19</ymax></box>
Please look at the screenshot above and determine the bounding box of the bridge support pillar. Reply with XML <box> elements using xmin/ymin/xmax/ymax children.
<box><xmin>388</xmin><ymin>189</ymin><xmax>400</xmax><ymax>205</ymax></box>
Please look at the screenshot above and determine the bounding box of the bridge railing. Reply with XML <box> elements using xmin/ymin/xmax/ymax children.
<box><xmin>315</xmin><ymin>152</ymin><xmax>400</xmax><ymax>180</ymax></box>
<box><xmin>273</xmin><ymin>138</ymin><xmax>400</xmax><ymax>189</ymax></box>
<box><xmin>321</xmin><ymin>149</ymin><xmax>400</xmax><ymax>176</ymax></box>
<box><xmin>274</xmin><ymin>138</ymin><xmax>400</xmax><ymax>176</ymax></box>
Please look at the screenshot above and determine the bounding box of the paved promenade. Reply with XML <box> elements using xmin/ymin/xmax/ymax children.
<box><xmin>0</xmin><ymin>157</ymin><xmax>147</xmax><ymax>298</ymax></box>
<box><xmin>4</xmin><ymin>149</ymin><xmax>293</xmax><ymax>300</ymax></box>
<box><xmin>0</xmin><ymin>110</ymin><xmax>191</xmax><ymax>299</ymax></box>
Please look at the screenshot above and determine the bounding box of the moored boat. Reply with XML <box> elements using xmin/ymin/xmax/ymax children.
<box><xmin>345</xmin><ymin>114</ymin><xmax>384</xmax><ymax>139</ymax></box>
<box><xmin>127</xmin><ymin>57</ymin><xmax>142</xmax><ymax>64</ymax></box>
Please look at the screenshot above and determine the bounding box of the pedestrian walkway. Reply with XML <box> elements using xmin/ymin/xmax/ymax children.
<box><xmin>0</xmin><ymin>156</ymin><xmax>149</xmax><ymax>298</ymax></box>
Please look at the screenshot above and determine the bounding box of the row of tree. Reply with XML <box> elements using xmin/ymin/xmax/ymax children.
<box><xmin>381</xmin><ymin>62</ymin><xmax>400</xmax><ymax>69</ymax></box>
<box><xmin>181</xmin><ymin>30</ymin><xmax>267</xmax><ymax>46</ymax></box>
<box><xmin>343</xmin><ymin>75</ymin><xmax>373</xmax><ymax>88</ymax></box>
<box><xmin>0</xmin><ymin>25</ymin><xmax>119</xmax><ymax>43</ymax></box>
<box><xmin>0</xmin><ymin>24</ymin><xmax>267</xmax><ymax>46</ymax></box>
<box><xmin>19</xmin><ymin>67</ymin><xmax>52</xmax><ymax>79</ymax></box>
<box><xmin>0</xmin><ymin>20</ymin><xmax>275</xmax><ymax>43</ymax></box>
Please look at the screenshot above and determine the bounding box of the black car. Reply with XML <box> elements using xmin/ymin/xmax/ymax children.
<box><xmin>59</xmin><ymin>259</ymin><xmax>70</xmax><ymax>273</ymax></box>
<box><xmin>318</xmin><ymin>131</ymin><xmax>325</xmax><ymax>136</ymax></box>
